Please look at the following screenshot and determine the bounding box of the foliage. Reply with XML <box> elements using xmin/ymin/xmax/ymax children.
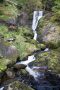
<box><xmin>42</xmin><ymin>0</ymin><xmax>55</xmax><ymax>11</ymax></box>
<box><xmin>52</xmin><ymin>0</ymin><xmax>60</xmax><ymax>21</ymax></box>
<box><xmin>0</xmin><ymin>0</ymin><xmax>4</xmax><ymax>3</ymax></box>
<box><xmin>0</xmin><ymin>2</ymin><xmax>18</xmax><ymax>20</ymax></box>
<box><xmin>0</xmin><ymin>58</ymin><xmax>10</xmax><ymax>72</ymax></box>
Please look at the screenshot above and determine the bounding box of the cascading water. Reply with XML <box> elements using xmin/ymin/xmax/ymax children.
<box><xmin>16</xmin><ymin>55</ymin><xmax>35</xmax><ymax>65</ymax></box>
<box><xmin>32</xmin><ymin>11</ymin><xmax>43</xmax><ymax>40</ymax></box>
<box><xmin>25</xmin><ymin>65</ymin><xmax>40</xmax><ymax>80</ymax></box>
<box><xmin>0</xmin><ymin>10</ymin><xmax>60</xmax><ymax>90</ymax></box>
<box><xmin>15</xmin><ymin>11</ymin><xmax>44</xmax><ymax>81</ymax></box>
<box><xmin>0</xmin><ymin>87</ymin><xmax>4</xmax><ymax>90</ymax></box>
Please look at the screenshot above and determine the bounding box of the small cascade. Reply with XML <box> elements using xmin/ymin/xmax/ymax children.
<box><xmin>16</xmin><ymin>55</ymin><xmax>40</xmax><ymax>80</ymax></box>
<box><xmin>16</xmin><ymin>55</ymin><xmax>35</xmax><ymax>65</ymax></box>
<box><xmin>0</xmin><ymin>87</ymin><xmax>4</xmax><ymax>90</ymax></box>
<box><xmin>44</xmin><ymin>48</ymin><xmax>49</xmax><ymax>52</ymax></box>
<box><xmin>32</xmin><ymin>11</ymin><xmax>43</xmax><ymax>40</ymax></box>
<box><xmin>25</xmin><ymin>65</ymin><xmax>40</xmax><ymax>80</ymax></box>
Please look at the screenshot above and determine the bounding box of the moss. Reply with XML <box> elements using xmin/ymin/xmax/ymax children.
<box><xmin>0</xmin><ymin>58</ymin><xmax>11</xmax><ymax>72</ymax></box>
<box><xmin>13</xmin><ymin>27</ymin><xmax>38</xmax><ymax>59</ymax></box>
<box><xmin>35</xmin><ymin>50</ymin><xmax>60</xmax><ymax>74</ymax></box>
<box><xmin>36</xmin><ymin>43</ymin><xmax>46</xmax><ymax>50</ymax></box>
<box><xmin>0</xmin><ymin>25</ymin><xmax>8</xmax><ymax>35</ymax></box>
<box><xmin>0</xmin><ymin>25</ymin><xmax>38</xmax><ymax>60</ymax></box>
<box><xmin>0</xmin><ymin>3</ymin><xmax>18</xmax><ymax>20</ymax></box>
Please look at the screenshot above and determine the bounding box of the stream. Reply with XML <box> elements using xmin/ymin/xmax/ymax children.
<box><xmin>0</xmin><ymin>11</ymin><xmax>60</xmax><ymax>90</ymax></box>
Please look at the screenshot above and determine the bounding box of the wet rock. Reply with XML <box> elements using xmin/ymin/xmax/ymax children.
<box><xmin>14</xmin><ymin>63</ymin><xmax>27</xmax><ymax>69</ymax></box>
<box><xmin>5</xmin><ymin>81</ymin><xmax>34</xmax><ymax>90</ymax></box>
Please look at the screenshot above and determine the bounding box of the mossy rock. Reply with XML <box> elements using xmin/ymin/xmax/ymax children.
<box><xmin>38</xmin><ymin>19</ymin><xmax>60</xmax><ymax>49</ymax></box>
<box><xmin>33</xmin><ymin>49</ymin><xmax>60</xmax><ymax>74</ymax></box>
<box><xmin>13</xmin><ymin>27</ymin><xmax>38</xmax><ymax>59</ymax></box>
<box><xmin>36</xmin><ymin>43</ymin><xmax>46</xmax><ymax>50</ymax></box>
<box><xmin>6</xmin><ymin>81</ymin><xmax>34</xmax><ymax>90</ymax></box>
<box><xmin>0</xmin><ymin>57</ymin><xmax>11</xmax><ymax>73</ymax></box>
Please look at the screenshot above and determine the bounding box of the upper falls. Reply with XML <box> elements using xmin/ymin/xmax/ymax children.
<box><xmin>32</xmin><ymin>11</ymin><xmax>43</xmax><ymax>40</ymax></box>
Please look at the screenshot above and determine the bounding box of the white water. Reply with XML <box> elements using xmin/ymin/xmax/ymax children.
<box><xmin>32</xmin><ymin>66</ymin><xmax>48</xmax><ymax>70</ymax></box>
<box><xmin>0</xmin><ymin>87</ymin><xmax>4</xmax><ymax>90</ymax></box>
<box><xmin>26</xmin><ymin>65</ymin><xmax>40</xmax><ymax>79</ymax></box>
<box><xmin>32</xmin><ymin>11</ymin><xmax>43</xmax><ymax>40</ymax></box>
<box><xmin>16</xmin><ymin>55</ymin><xmax>40</xmax><ymax>80</ymax></box>
<box><xmin>16</xmin><ymin>55</ymin><xmax>35</xmax><ymax>65</ymax></box>
<box><xmin>44</xmin><ymin>48</ymin><xmax>49</xmax><ymax>52</ymax></box>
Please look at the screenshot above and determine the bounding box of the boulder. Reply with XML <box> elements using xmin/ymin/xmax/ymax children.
<box><xmin>0</xmin><ymin>40</ymin><xmax>19</xmax><ymax>64</ymax></box>
<box><xmin>33</xmin><ymin>49</ymin><xmax>60</xmax><ymax>74</ymax></box>
<box><xmin>38</xmin><ymin>20</ymin><xmax>60</xmax><ymax>48</ymax></box>
<box><xmin>14</xmin><ymin>63</ymin><xmax>27</xmax><ymax>69</ymax></box>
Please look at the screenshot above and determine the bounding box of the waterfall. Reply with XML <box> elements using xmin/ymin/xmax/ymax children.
<box><xmin>15</xmin><ymin>11</ymin><xmax>44</xmax><ymax>80</ymax></box>
<box><xmin>32</xmin><ymin>11</ymin><xmax>43</xmax><ymax>40</ymax></box>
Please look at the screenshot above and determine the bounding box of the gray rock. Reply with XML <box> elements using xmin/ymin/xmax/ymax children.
<box><xmin>14</xmin><ymin>63</ymin><xmax>27</xmax><ymax>69</ymax></box>
<box><xmin>6</xmin><ymin>68</ymin><xmax>15</xmax><ymax>78</ymax></box>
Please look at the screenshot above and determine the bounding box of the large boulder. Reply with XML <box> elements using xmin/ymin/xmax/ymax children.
<box><xmin>32</xmin><ymin>49</ymin><xmax>60</xmax><ymax>74</ymax></box>
<box><xmin>0</xmin><ymin>41</ymin><xmax>19</xmax><ymax>64</ymax></box>
<box><xmin>37</xmin><ymin>20</ymin><xmax>60</xmax><ymax>48</ymax></box>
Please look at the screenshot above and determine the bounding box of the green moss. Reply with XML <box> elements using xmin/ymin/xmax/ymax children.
<box><xmin>35</xmin><ymin>50</ymin><xmax>60</xmax><ymax>74</ymax></box>
<box><xmin>36</xmin><ymin>43</ymin><xmax>46</xmax><ymax>50</ymax></box>
<box><xmin>0</xmin><ymin>25</ymin><xmax>8</xmax><ymax>35</ymax></box>
<box><xmin>0</xmin><ymin>3</ymin><xmax>18</xmax><ymax>20</ymax></box>
<box><xmin>0</xmin><ymin>58</ymin><xmax>10</xmax><ymax>72</ymax></box>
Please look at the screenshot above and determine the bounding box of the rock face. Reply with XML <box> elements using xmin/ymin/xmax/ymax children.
<box><xmin>16</xmin><ymin>12</ymin><xmax>28</xmax><ymax>26</ymax></box>
<box><xmin>0</xmin><ymin>37</ymin><xmax>19</xmax><ymax>73</ymax></box>
<box><xmin>5</xmin><ymin>81</ymin><xmax>34</xmax><ymax>90</ymax></box>
<box><xmin>38</xmin><ymin>21</ymin><xmax>60</xmax><ymax>48</ymax></box>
